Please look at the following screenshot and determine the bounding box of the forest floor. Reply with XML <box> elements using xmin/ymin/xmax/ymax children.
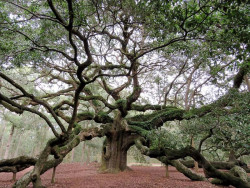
<box><xmin>0</xmin><ymin>162</ymin><xmax>234</xmax><ymax>188</ymax></box>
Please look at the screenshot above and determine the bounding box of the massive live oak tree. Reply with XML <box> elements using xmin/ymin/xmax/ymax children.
<box><xmin>0</xmin><ymin>0</ymin><xmax>249</xmax><ymax>187</ymax></box>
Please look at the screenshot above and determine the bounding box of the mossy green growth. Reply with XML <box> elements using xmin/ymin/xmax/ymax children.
<box><xmin>96</xmin><ymin>111</ymin><xmax>113</xmax><ymax>123</ymax></box>
<box><xmin>129</xmin><ymin>125</ymin><xmax>149</xmax><ymax>137</ymax></box>
<box><xmin>128</xmin><ymin>108</ymin><xmax>184</xmax><ymax>130</ymax></box>
<box><xmin>77</xmin><ymin>111</ymin><xmax>94</xmax><ymax>120</ymax></box>
<box><xmin>129</xmin><ymin>106</ymin><xmax>178</xmax><ymax>122</ymax></box>
<box><xmin>92</xmin><ymin>99</ymin><xmax>100</xmax><ymax>107</ymax></box>
<box><xmin>183</xmin><ymin>105</ymin><xmax>213</xmax><ymax>119</ymax></box>
<box><xmin>116</xmin><ymin>99</ymin><xmax>127</xmax><ymax>113</ymax></box>
<box><xmin>83</xmin><ymin>87</ymin><xmax>92</xmax><ymax>95</ymax></box>
<box><xmin>59</xmin><ymin>136</ymin><xmax>81</xmax><ymax>154</ymax></box>
<box><xmin>73</xmin><ymin>123</ymin><xmax>82</xmax><ymax>135</ymax></box>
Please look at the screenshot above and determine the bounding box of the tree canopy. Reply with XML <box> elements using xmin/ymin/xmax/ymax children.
<box><xmin>0</xmin><ymin>0</ymin><xmax>249</xmax><ymax>187</ymax></box>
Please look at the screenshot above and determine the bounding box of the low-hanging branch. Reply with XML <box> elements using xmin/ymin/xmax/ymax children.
<box><xmin>0</xmin><ymin>72</ymin><xmax>67</xmax><ymax>134</ymax></box>
<box><xmin>134</xmin><ymin>137</ymin><xmax>250</xmax><ymax>188</ymax></box>
<box><xmin>1</xmin><ymin>124</ymin><xmax>111</xmax><ymax>187</ymax></box>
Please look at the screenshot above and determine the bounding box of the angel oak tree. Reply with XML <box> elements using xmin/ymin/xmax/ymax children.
<box><xmin>0</xmin><ymin>0</ymin><xmax>249</xmax><ymax>187</ymax></box>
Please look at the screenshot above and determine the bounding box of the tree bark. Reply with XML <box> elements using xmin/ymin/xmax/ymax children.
<box><xmin>100</xmin><ymin>111</ymin><xmax>137</xmax><ymax>172</ymax></box>
<box><xmin>165</xmin><ymin>164</ymin><xmax>169</xmax><ymax>178</ymax></box>
<box><xmin>180</xmin><ymin>159</ymin><xmax>248</xmax><ymax>171</ymax></box>
<box><xmin>51</xmin><ymin>167</ymin><xmax>56</xmax><ymax>183</ymax></box>
<box><xmin>158</xmin><ymin>157</ymin><xmax>206</xmax><ymax>181</ymax></box>
<box><xmin>100</xmin><ymin>131</ymin><xmax>135</xmax><ymax>172</ymax></box>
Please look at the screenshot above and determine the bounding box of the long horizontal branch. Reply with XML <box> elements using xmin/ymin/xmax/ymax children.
<box><xmin>128</xmin><ymin>90</ymin><xmax>249</xmax><ymax>130</ymax></box>
<box><xmin>0</xmin><ymin>92</ymin><xmax>60</xmax><ymax>137</ymax></box>
<box><xmin>0</xmin><ymin>72</ymin><xmax>66</xmax><ymax>133</ymax></box>
<box><xmin>135</xmin><ymin>138</ymin><xmax>250</xmax><ymax>188</ymax></box>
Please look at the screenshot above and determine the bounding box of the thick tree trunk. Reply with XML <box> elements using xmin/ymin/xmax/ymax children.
<box><xmin>100</xmin><ymin>112</ymin><xmax>137</xmax><ymax>172</ymax></box>
<box><xmin>100</xmin><ymin>131</ymin><xmax>133</xmax><ymax>172</ymax></box>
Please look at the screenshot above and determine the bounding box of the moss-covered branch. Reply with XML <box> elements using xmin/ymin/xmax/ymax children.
<box><xmin>142</xmin><ymin>144</ymin><xmax>250</xmax><ymax>187</ymax></box>
<box><xmin>131</xmin><ymin>104</ymin><xmax>169</xmax><ymax>111</ymax></box>
<box><xmin>128</xmin><ymin>108</ymin><xmax>184</xmax><ymax>129</ymax></box>
<box><xmin>134</xmin><ymin>127</ymin><xmax>250</xmax><ymax>188</ymax></box>
<box><xmin>7</xmin><ymin>124</ymin><xmax>112</xmax><ymax>187</ymax></box>
<box><xmin>56</xmin><ymin>110</ymin><xmax>113</xmax><ymax>124</ymax></box>
<box><xmin>180</xmin><ymin>160</ymin><xmax>249</xmax><ymax>171</ymax></box>
<box><xmin>162</xmin><ymin>158</ymin><xmax>206</xmax><ymax>181</ymax></box>
<box><xmin>0</xmin><ymin>156</ymin><xmax>37</xmax><ymax>173</ymax></box>
<box><xmin>128</xmin><ymin>90</ymin><xmax>249</xmax><ymax>130</ymax></box>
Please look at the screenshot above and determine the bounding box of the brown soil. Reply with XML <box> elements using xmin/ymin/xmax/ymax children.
<box><xmin>0</xmin><ymin>163</ymin><xmax>232</xmax><ymax>188</ymax></box>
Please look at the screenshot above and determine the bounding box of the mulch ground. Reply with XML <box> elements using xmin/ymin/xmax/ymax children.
<box><xmin>0</xmin><ymin>163</ymin><xmax>233</xmax><ymax>188</ymax></box>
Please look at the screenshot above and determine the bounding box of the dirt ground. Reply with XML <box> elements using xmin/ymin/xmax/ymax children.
<box><xmin>0</xmin><ymin>163</ymin><xmax>233</xmax><ymax>188</ymax></box>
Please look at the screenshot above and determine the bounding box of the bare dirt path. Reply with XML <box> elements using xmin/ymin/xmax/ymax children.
<box><xmin>0</xmin><ymin>163</ymin><xmax>232</xmax><ymax>188</ymax></box>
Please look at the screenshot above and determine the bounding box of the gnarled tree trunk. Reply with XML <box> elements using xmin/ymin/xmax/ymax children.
<box><xmin>100</xmin><ymin>113</ymin><xmax>137</xmax><ymax>172</ymax></box>
<box><xmin>101</xmin><ymin>131</ymin><xmax>135</xmax><ymax>172</ymax></box>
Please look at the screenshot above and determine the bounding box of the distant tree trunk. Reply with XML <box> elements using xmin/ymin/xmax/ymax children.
<box><xmin>4</xmin><ymin>124</ymin><xmax>15</xmax><ymax>159</ymax></box>
<box><xmin>0</xmin><ymin>123</ymin><xmax>7</xmax><ymax>158</ymax></box>
<box><xmin>32</xmin><ymin>126</ymin><xmax>49</xmax><ymax>157</ymax></box>
<box><xmin>71</xmin><ymin>148</ymin><xmax>75</xmax><ymax>162</ymax></box>
<box><xmin>0</xmin><ymin>123</ymin><xmax>6</xmax><ymax>145</ymax></box>
<box><xmin>244</xmin><ymin>76</ymin><xmax>250</xmax><ymax>91</ymax></box>
<box><xmin>12</xmin><ymin>172</ymin><xmax>17</xmax><ymax>182</ymax></box>
<box><xmin>0</xmin><ymin>138</ymin><xmax>4</xmax><ymax>159</ymax></box>
<box><xmin>51</xmin><ymin>167</ymin><xmax>56</xmax><ymax>183</ymax></box>
<box><xmin>32</xmin><ymin>142</ymin><xmax>40</xmax><ymax>157</ymax></box>
<box><xmin>191</xmin><ymin>137</ymin><xmax>199</xmax><ymax>172</ymax></box>
<box><xmin>14</xmin><ymin>132</ymin><xmax>22</xmax><ymax>158</ymax></box>
<box><xmin>81</xmin><ymin>142</ymin><xmax>86</xmax><ymax>163</ymax></box>
<box><xmin>86</xmin><ymin>145</ymin><xmax>90</xmax><ymax>164</ymax></box>
<box><xmin>229</xmin><ymin>150</ymin><xmax>237</xmax><ymax>162</ymax></box>
<box><xmin>185</xmin><ymin>72</ymin><xmax>199</xmax><ymax>173</ymax></box>
<box><xmin>100</xmin><ymin>113</ymin><xmax>137</xmax><ymax>172</ymax></box>
<box><xmin>165</xmin><ymin>164</ymin><xmax>169</xmax><ymax>178</ymax></box>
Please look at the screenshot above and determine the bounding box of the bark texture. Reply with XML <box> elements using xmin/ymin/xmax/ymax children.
<box><xmin>180</xmin><ymin>159</ymin><xmax>249</xmax><ymax>171</ymax></box>
<box><xmin>158</xmin><ymin>157</ymin><xmax>206</xmax><ymax>181</ymax></box>
<box><xmin>100</xmin><ymin>112</ymin><xmax>137</xmax><ymax>172</ymax></box>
